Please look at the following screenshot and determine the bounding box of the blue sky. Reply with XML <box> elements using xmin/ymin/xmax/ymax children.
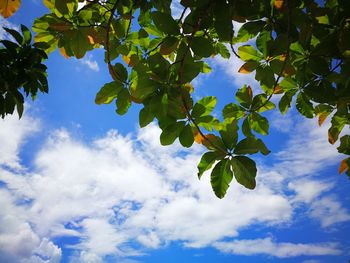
<box><xmin>1</xmin><ymin>1</ymin><xmax>350</xmax><ymax>263</ymax></box>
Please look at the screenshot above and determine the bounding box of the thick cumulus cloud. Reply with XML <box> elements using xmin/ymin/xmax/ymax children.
<box><xmin>0</xmin><ymin>114</ymin><xmax>348</xmax><ymax>262</ymax></box>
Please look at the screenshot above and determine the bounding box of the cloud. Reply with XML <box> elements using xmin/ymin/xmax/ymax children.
<box><xmin>213</xmin><ymin>237</ymin><xmax>341</xmax><ymax>258</ymax></box>
<box><xmin>0</xmin><ymin>17</ymin><xmax>19</xmax><ymax>41</ymax></box>
<box><xmin>0</xmin><ymin>113</ymin><xmax>348</xmax><ymax>262</ymax></box>
<box><xmin>0</xmin><ymin>113</ymin><xmax>40</xmax><ymax>170</ymax></box>
<box><xmin>79</xmin><ymin>54</ymin><xmax>99</xmax><ymax>72</ymax></box>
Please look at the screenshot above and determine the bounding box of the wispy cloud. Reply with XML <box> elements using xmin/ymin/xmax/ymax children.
<box><xmin>0</xmin><ymin>113</ymin><xmax>348</xmax><ymax>262</ymax></box>
<box><xmin>213</xmin><ymin>237</ymin><xmax>341</xmax><ymax>258</ymax></box>
<box><xmin>79</xmin><ymin>54</ymin><xmax>100</xmax><ymax>72</ymax></box>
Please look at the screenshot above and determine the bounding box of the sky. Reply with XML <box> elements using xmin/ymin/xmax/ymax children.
<box><xmin>1</xmin><ymin>1</ymin><xmax>350</xmax><ymax>263</ymax></box>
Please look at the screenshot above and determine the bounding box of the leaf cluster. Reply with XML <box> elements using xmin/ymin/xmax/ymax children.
<box><xmin>1</xmin><ymin>0</ymin><xmax>350</xmax><ymax>197</ymax></box>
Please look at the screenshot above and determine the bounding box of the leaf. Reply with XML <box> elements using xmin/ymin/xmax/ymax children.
<box><xmin>233</xmin><ymin>21</ymin><xmax>265</xmax><ymax>44</ymax></box>
<box><xmin>194</xmin><ymin>130</ymin><xmax>206</xmax><ymax>144</ymax></box>
<box><xmin>238</xmin><ymin>45</ymin><xmax>263</xmax><ymax>62</ymax></box>
<box><xmin>339</xmin><ymin>158</ymin><xmax>350</xmax><ymax>174</ymax></box>
<box><xmin>251</xmin><ymin>94</ymin><xmax>275</xmax><ymax>113</ymax></box>
<box><xmin>219</xmin><ymin>120</ymin><xmax>238</xmax><ymax>150</ymax></box>
<box><xmin>223</xmin><ymin>103</ymin><xmax>246</xmax><ymax>120</ymax></box>
<box><xmin>296</xmin><ymin>92</ymin><xmax>314</xmax><ymax>118</ymax></box>
<box><xmin>4</xmin><ymin>27</ymin><xmax>23</xmax><ymax>44</ymax></box>
<box><xmin>338</xmin><ymin>135</ymin><xmax>350</xmax><ymax>155</ymax></box>
<box><xmin>198</xmin><ymin>151</ymin><xmax>223</xmax><ymax>179</ymax></box>
<box><xmin>238</xmin><ymin>61</ymin><xmax>259</xmax><ymax>74</ymax></box>
<box><xmin>234</xmin><ymin>137</ymin><xmax>270</xmax><ymax>155</ymax></box>
<box><xmin>273</xmin><ymin>0</ymin><xmax>284</xmax><ymax>10</ymax></box>
<box><xmin>236</xmin><ymin>85</ymin><xmax>253</xmax><ymax>109</ymax></box>
<box><xmin>0</xmin><ymin>0</ymin><xmax>21</xmax><ymax>18</ymax></box>
<box><xmin>95</xmin><ymin>81</ymin><xmax>123</xmax><ymax>104</ymax></box>
<box><xmin>21</xmin><ymin>24</ymin><xmax>31</xmax><ymax>44</ymax></box>
<box><xmin>192</xmin><ymin>96</ymin><xmax>217</xmax><ymax>118</ymax></box>
<box><xmin>328</xmin><ymin>113</ymin><xmax>347</xmax><ymax>144</ymax></box>
<box><xmin>231</xmin><ymin>156</ymin><xmax>257</xmax><ymax>190</ymax></box>
<box><xmin>59</xmin><ymin>47</ymin><xmax>69</xmax><ymax>59</ymax></box>
<box><xmin>112</xmin><ymin>63</ymin><xmax>128</xmax><ymax>82</ymax></box>
<box><xmin>211</xmin><ymin>159</ymin><xmax>233</xmax><ymax>199</ymax></box>
<box><xmin>151</xmin><ymin>11</ymin><xmax>179</xmax><ymax>35</ymax></box>
<box><xmin>139</xmin><ymin>107</ymin><xmax>154</xmax><ymax>127</ymax></box>
<box><xmin>315</xmin><ymin>104</ymin><xmax>334</xmax><ymax>126</ymax></box>
<box><xmin>160</xmin><ymin>36</ymin><xmax>179</xmax><ymax>55</ymax></box>
<box><xmin>278</xmin><ymin>90</ymin><xmax>296</xmax><ymax>115</ymax></box>
<box><xmin>216</xmin><ymin>42</ymin><xmax>230</xmax><ymax>59</ymax></box>
<box><xmin>249</xmin><ymin>112</ymin><xmax>269</xmax><ymax>135</ymax></box>
<box><xmin>179</xmin><ymin>124</ymin><xmax>194</xmax><ymax>148</ymax></box>
<box><xmin>116</xmin><ymin>88</ymin><xmax>131</xmax><ymax>115</ymax></box>
<box><xmin>160</xmin><ymin>121</ymin><xmax>185</xmax><ymax>145</ymax></box>
<box><xmin>191</xmin><ymin>36</ymin><xmax>214</xmax><ymax>58</ymax></box>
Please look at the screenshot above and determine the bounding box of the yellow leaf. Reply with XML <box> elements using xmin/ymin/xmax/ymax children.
<box><xmin>274</xmin><ymin>0</ymin><xmax>284</xmax><ymax>10</ymax></box>
<box><xmin>339</xmin><ymin>159</ymin><xmax>348</xmax><ymax>174</ymax></box>
<box><xmin>328</xmin><ymin>131</ymin><xmax>336</xmax><ymax>145</ymax></box>
<box><xmin>59</xmin><ymin>47</ymin><xmax>69</xmax><ymax>59</ymax></box>
<box><xmin>122</xmin><ymin>54</ymin><xmax>138</xmax><ymax>67</ymax></box>
<box><xmin>183</xmin><ymin>83</ymin><xmax>194</xmax><ymax>93</ymax></box>
<box><xmin>273</xmin><ymin>85</ymin><xmax>283</xmax><ymax>94</ymax></box>
<box><xmin>247</xmin><ymin>85</ymin><xmax>253</xmax><ymax>99</ymax></box>
<box><xmin>0</xmin><ymin>0</ymin><xmax>21</xmax><ymax>18</ymax></box>
<box><xmin>318</xmin><ymin>112</ymin><xmax>329</xmax><ymax>126</ymax></box>
<box><xmin>238</xmin><ymin>62</ymin><xmax>257</xmax><ymax>74</ymax></box>
<box><xmin>194</xmin><ymin>130</ymin><xmax>205</xmax><ymax>144</ymax></box>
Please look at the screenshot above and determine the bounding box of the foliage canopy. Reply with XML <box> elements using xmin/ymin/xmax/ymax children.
<box><xmin>1</xmin><ymin>0</ymin><xmax>350</xmax><ymax>198</ymax></box>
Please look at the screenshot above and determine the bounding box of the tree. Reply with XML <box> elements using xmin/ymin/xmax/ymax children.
<box><xmin>1</xmin><ymin>0</ymin><xmax>349</xmax><ymax>198</ymax></box>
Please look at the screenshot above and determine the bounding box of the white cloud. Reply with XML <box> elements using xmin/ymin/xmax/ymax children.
<box><xmin>309</xmin><ymin>196</ymin><xmax>350</xmax><ymax>228</ymax></box>
<box><xmin>213</xmin><ymin>237</ymin><xmax>341</xmax><ymax>258</ymax></box>
<box><xmin>0</xmin><ymin>17</ymin><xmax>19</xmax><ymax>41</ymax></box>
<box><xmin>0</xmin><ymin>113</ymin><xmax>40</xmax><ymax>170</ymax></box>
<box><xmin>0</xmin><ymin>113</ymin><xmax>348</xmax><ymax>262</ymax></box>
<box><xmin>79</xmin><ymin>54</ymin><xmax>100</xmax><ymax>72</ymax></box>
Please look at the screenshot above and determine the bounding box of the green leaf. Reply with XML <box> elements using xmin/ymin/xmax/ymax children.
<box><xmin>238</xmin><ymin>45</ymin><xmax>263</xmax><ymax>62</ymax></box>
<box><xmin>296</xmin><ymin>92</ymin><xmax>314</xmax><ymax>118</ymax></box>
<box><xmin>338</xmin><ymin>135</ymin><xmax>350</xmax><ymax>155</ymax></box>
<box><xmin>160</xmin><ymin>121</ymin><xmax>185</xmax><ymax>145</ymax></box>
<box><xmin>192</xmin><ymin>96</ymin><xmax>217</xmax><ymax>118</ymax></box>
<box><xmin>255</xmin><ymin>66</ymin><xmax>275</xmax><ymax>91</ymax></box>
<box><xmin>198</xmin><ymin>151</ymin><xmax>223</xmax><ymax>179</ymax></box>
<box><xmin>112</xmin><ymin>63</ymin><xmax>128</xmax><ymax>82</ymax></box>
<box><xmin>211</xmin><ymin>159</ymin><xmax>233</xmax><ymax>199</ymax></box>
<box><xmin>216</xmin><ymin>42</ymin><xmax>230</xmax><ymax>59</ymax></box>
<box><xmin>21</xmin><ymin>24</ymin><xmax>32</xmax><ymax>44</ymax></box>
<box><xmin>219</xmin><ymin>120</ymin><xmax>238</xmax><ymax>150</ymax></box>
<box><xmin>179</xmin><ymin>124</ymin><xmax>194</xmax><ymax>147</ymax></box>
<box><xmin>249</xmin><ymin>112</ymin><xmax>269</xmax><ymax>135</ymax></box>
<box><xmin>233</xmin><ymin>21</ymin><xmax>266</xmax><ymax>44</ymax></box>
<box><xmin>223</xmin><ymin>103</ymin><xmax>246</xmax><ymax>120</ymax></box>
<box><xmin>256</xmin><ymin>30</ymin><xmax>272</xmax><ymax>57</ymax></box>
<box><xmin>151</xmin><ymin>11</ymin><xmax>179</xmax><ymax>35</ymax></box>
<box><xmin>328</xmin><ymin>112</ymin><xmax>348</xmax><ymax>144</ymax></box>
<box><xmin>139</xmin><ymin>107</ymin><xmax>154</xmax><ymax>127</ymax></box>
<box><xmin>130</xmin><ymin>76</ymin><xmax>157</xmax><ymax>101</ymax></box>
<box><xmin>231</xmin><ymin>156</ymin><xmax>257</xmax><ymax>190</ymax></box>
<box><xmin>191</xmin><ymin>36</ymin><xmax>214</xmax><ymax>58</ymax></box>
<box><xmin>160</xmin><ymin>36</ymin><xmax>179</xmax><ymax>55</ymax></box>
<box><xmin>251</xmin><ymin>94</ymin><xmax>275</xmax><ymax>113</ymax></box>
<box><xmin>278</xmin><ymin>90</ymin><xmax>297</xmax><ymax>115</ymax></box>
<box><xmin>116</xmin><ymin>88</ymin><xmax>131</xmax><ymax>115</ymax></box>
<box><xmin>234</xmin><ymin>137</ymin><xmax>270</xmax><ymax>155</ymax></box>
<box><xmin>95</xmin><ymin>81</ymin><xmax>123</xmax><ymax>104</ymax></box>
<box><xmin>4</xmin><ymin>27</ymin><xmax>23</xmax><ymax>44</ymax></box>
<box><xmin>236</xmin><ymin>85</ymin><xmax>253</xmax><ymax>108</ymax></box>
